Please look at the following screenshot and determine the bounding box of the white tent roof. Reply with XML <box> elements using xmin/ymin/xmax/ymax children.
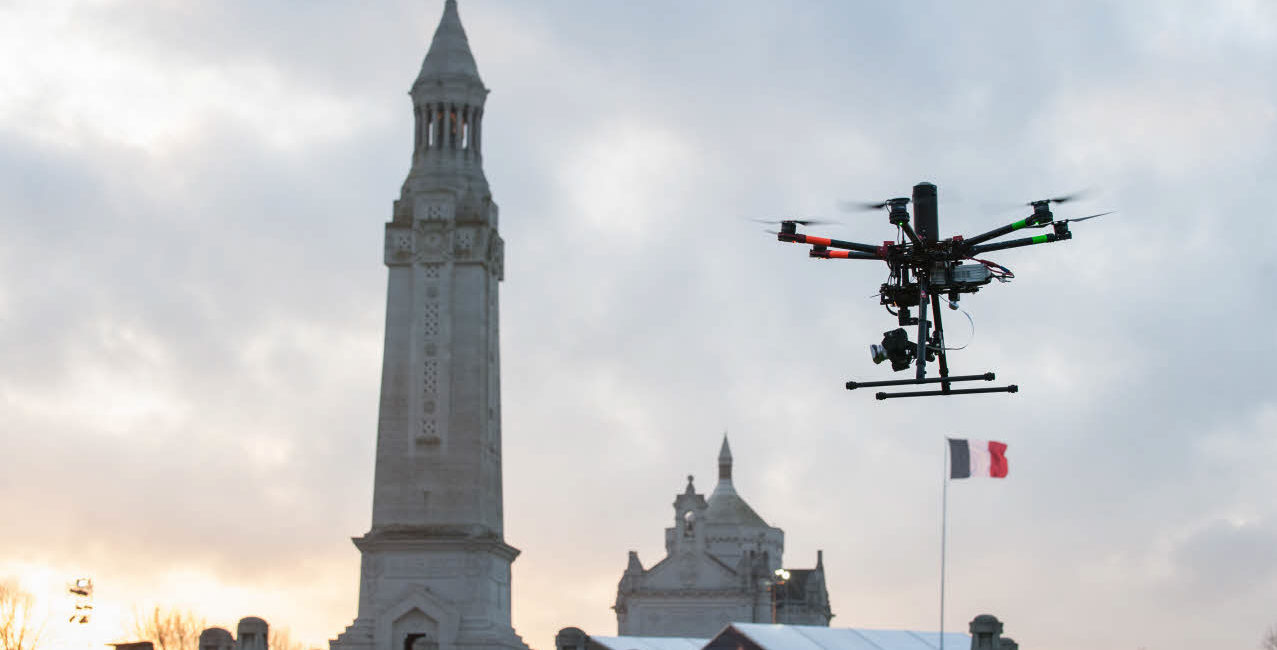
<box><xmin>583</xmin><ymin>624</ymin><xmax>970</xmax><ymax>650</ymax></box>
<box><xmin>724</xmin><ymin>623</ymin><xmax>971</xmax><ymax>650</ymax></box>
<box><xmin>586</xmin><ymin>635</ymin><xmax>707</xmax><ymax>650</ymax></box>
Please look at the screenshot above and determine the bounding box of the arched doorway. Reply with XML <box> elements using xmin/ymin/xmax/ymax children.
<box><xmin>403</xmin><ymin>633</ymin><xmax>438</xmax><ymax>650</ymax></box>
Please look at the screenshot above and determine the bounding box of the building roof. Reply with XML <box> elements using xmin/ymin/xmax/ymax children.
<box><xmin>583</xmin><ymin>624</ymin><xmax>971</xmax><ymax>650</ymax></box>
<box><xmin>415</xmin><ymin>0</ymin><xmax>483</xmax><ymax>85</ymax></box>
<box><xmin>704</xmin><ymin>435</ymin><xmax>768</xmax><ymax>527</ymax></box>
<box><xmin>705</xmin><ymin>479</ymin><xmax>768</xmax><ymax>527</ymax></box>
<box><xmin>587</xmin><ymin>636</ymin><xmax>707</xmax><ymax>650</ymax></box>
<box><xmin>711</xmin><ymin>623</ymin><xmax>971</xmax><ymax>650</ymax></box>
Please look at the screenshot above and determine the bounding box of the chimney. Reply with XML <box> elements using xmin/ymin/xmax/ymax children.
<box><xmin>969</xmin><ymin>614</ymin><xmax>1003</xmax><ymax>650</ymax></box>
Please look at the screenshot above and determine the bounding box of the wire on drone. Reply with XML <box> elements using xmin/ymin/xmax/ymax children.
<box><xmin>974</xmin><ymin>258</ymin><xmax>1014</xmax><ymax>282</ymax></box>
<box><xmin>943</xmin><ymin>299</ymin><xmax>975</xmax><ymax>351</ymax></box>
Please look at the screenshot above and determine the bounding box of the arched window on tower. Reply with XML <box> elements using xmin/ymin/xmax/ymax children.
<box><xmin>425</xmin><ymin>105</ymin><xmax>436</xmax><ymax>149</ymax></box>
<box><xmin>461</xmin><ymin>105</ymin><xmax>470</xmax><ymax>150</ymax></box>
<box><xmin>449</xmin><ymin>106</ymin><xmax>459</xmax><ymax>149</ymax></box>
<box><xmin>683</xmin><ymin>510</ymin><xmax>695</xmax><ymax>537</ymax></box>
<box><xmin>414</xmin><ymin>105</ymin><xmax>423</xmax><ymax>153</ymax></box>
<box><xmin>435</xmin><ymin>106</ymin><xmax>445</xmax><ymax>148</ymax></box>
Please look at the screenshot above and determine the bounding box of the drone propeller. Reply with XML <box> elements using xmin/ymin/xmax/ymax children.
<box><xmin>1026</xmin><ymin>190</ymin><xmax>1089</xmax><ymax>207</ymax></box>
<box><xmin>751</xmin><ymin>217</ymin><xmax>839</xmax><ymax>227</ymax></box>
<box><xmin>837</xmin><ymin>198</ymin><xmax>909</xmax><ymax>212</ymax></box>
<box><xmin>1058</xmin><ymin>211</ymin><xmax>1113</xmax><ymax>224</ymax></box>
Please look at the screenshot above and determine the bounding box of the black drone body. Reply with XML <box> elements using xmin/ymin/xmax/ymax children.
<box><xmin>772</xmin><ymin>182</ymin><xmax>1106</xmax><ymax>400</ymax></box>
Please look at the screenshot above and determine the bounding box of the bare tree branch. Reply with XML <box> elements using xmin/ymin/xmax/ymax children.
<box><xmin>268</xmin><ymin>627</ymin><xmax>309</xmax><ymax>650</ymax></box>
<box><xmin>1262</xmin><ymin>625</ymin><xmax>1277</xmax><ymax>650</ymax></box>
<box><xmin>131</xmin><ymin>606</ymin><xmax>206</xmax><ymax>650</ymax></box>
<box><xmin>0</xmin><ymin>580</ymin><xmax>44</xmax><ymax>650</ymax></box>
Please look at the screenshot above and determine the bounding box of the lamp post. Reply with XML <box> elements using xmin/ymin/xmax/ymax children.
<box><xmin>769</xmin><ymin>569</ymin><xmax>790</xmax><ymax>624</ymax></box>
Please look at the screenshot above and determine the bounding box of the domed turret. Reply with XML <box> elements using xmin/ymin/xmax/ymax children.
<box><xmin>705</xmin><ymin>435</ymin><xmax>768</xmax><ymax>527</ymax></box>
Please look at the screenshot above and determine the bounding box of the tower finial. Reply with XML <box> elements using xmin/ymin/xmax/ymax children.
<box><xmin>415</xmin><ymin>0</ymin><xmax>483</xmax><ymax>86</ymax></box>
<box><xmin>718</xmin><ymin>434</ymin><xmax>732</xmax><ymax>481</ymax></box>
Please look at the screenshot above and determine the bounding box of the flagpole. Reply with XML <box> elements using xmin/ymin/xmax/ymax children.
<box><xmin>940</xmin><ymin>440</ymin><xmax>949</xmax><ymax>650</ymax></box>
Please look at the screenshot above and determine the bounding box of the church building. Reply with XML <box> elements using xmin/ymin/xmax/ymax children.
<box><xmin>612</xmin><ymin>437</ymin><xmax>833</xmax><ymax>638</ymax></box>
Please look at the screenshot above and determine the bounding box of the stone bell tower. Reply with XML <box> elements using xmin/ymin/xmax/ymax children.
<box><xmin>331</xmin><ymin>2</ymin><xmax>528</xmax><ymax>649</ymax></box>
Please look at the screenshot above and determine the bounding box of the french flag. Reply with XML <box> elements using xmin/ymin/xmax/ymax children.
<box><xmin>947</xmin><ymin>438</ymin><xmax>1009</xmax><ymax>479</ymax></box>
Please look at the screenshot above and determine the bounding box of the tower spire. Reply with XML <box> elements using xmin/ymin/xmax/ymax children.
<box><xmin>414</xmin><ymin>0</ymin><xmax>483</xmax><ymax>86</ymax></box>
<box><xmin>718</xmin><ymin>434</ymin><xmax>733</xmax><ymax>481</ymax></box>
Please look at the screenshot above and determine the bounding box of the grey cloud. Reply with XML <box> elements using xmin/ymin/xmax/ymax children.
<box><xmin>1170</xmin><ymin>518</ymin><xmax>1277</xmax><ymax>599</ymax></box>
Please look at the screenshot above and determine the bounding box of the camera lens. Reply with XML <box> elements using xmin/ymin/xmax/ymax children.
<box><xmin>870</xmin><ymin>344</ymin><xmax>889</xmax><ymax>364</ymax></box>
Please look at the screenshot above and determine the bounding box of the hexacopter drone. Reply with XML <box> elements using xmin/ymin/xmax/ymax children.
<box><xmin>766</xmin><ymin>182</ymin><xmax>1108</xmax><ymax>400</ymax></box>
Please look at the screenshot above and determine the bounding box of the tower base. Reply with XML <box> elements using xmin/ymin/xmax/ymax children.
<box><xmin>331</xmin><ymin>528</ymin><xmax>531</xmax><ymax>650</ymax></box>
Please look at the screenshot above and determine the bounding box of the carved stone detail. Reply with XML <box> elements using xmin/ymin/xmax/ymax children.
<box><xmin>415</xmin><ymin>225</ymin><xmax>449</xmax><ymax>261</ymax></box>
<box><xmin>417</xmin><ymin>198</ymin><xmax>451</xmax><ymax>223</ymax></box>
<box><xmin>423</xmin><ymin>301</ymin><xmax>440</xmax><ymax>338</ymax></box>
<box><xmin>386</xmin><ymin>226</ymin><xmax>414</xmax><ymax>266</ymax></box>
<box><xmin>418</xmin><ymin>263</ymin><xmax>444</xmax><ymax>446</ymax></box>
<box><xmin>487</xmin><ymin>236</ymin><xmax>505</xmax><ymax>279</ymax></box>
<box><xmin>453</xmin><ymin>228</ymin><xmax>473</xmax><ymax>253</ymax></box>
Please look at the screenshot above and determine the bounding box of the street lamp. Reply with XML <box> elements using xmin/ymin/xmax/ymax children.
<box><xmin>770</xmin><ymin>569</ymin><xmax>790</xmax><ymax>624</ymax></box>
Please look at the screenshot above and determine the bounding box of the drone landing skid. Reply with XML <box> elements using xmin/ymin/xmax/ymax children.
<box><xmin>845</xmin><ymin>373</ymin><xmax>1019</xmax><ymax>400</ymax></box>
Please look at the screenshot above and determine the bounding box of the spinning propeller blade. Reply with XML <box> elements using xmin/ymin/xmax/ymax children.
<box><xmin>751</xmin><ymin>217</ymin><xmax>839</xmax><ymax>226</ymax></box>
<box><xmin>837</xmin><ymin>198</ymin><xmax>908</xmax><ymax>212</ymax></box>
<box><xmin>1060</xmin><ymin>211</ymin><xmax>1113</xmax><ymax>224</ymax></box>
<box><xmin>1027</xmin><ymin>190</ymin><xmax>1089</xmax><ymax>206</ymax></box>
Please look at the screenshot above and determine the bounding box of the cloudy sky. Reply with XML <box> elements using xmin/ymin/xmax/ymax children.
<box><xmin>2</xmin><ymin>1</ymin><xmax>1275</xmax><ymax>649</ymax></box>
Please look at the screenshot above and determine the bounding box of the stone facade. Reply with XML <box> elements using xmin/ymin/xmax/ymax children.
<box><xmin>613</xmin><ymin>438</ymin><xmax>833</xmax><ymax>638</ymax></box>
<box><xmin>331</xmin><ymin>2</ymin><xmax>527</xmax><ymax>650</ymax></box>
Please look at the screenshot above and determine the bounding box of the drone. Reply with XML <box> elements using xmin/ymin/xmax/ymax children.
<box><xmin>765</xmin><ymin>182</ymin><xmax>1109</xmax><ymax>400</ymax></box>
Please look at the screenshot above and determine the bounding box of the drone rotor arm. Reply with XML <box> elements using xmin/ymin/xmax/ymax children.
<box><xmin>897</xmin><ymin>221</ymin><xmax>924</xmax><ymax>247</ymax></box>
<box><xmin>810</xmin><ymin>249</ymin><xmax>880</xmax><ymax>260</ymax></box>
<box><xmin>967</xmin><ymin>231</ymin><xmax>1071</xmax><ymax>255</ymax></box>
<box><xmin>961</xmin><ymin>215</ymin><xmax>1052</xmax><ymax>248</ymax></box>
<box><xmin>781</xmin><ymin>232</ymin><xmax>881</xmax><ymax>255</ymax></box>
